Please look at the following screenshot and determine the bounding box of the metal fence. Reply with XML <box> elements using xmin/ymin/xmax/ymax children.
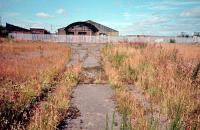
<box><xmin>9</xmin><ymin>33</ymin><xmax>200</xmax><ymax>44</ymax></box>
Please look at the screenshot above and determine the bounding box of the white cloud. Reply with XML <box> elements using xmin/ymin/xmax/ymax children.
<box><xmin>137</xmin><ymin>15</ymin><xmax>168</xmax><ymax>26</ymax></box>
<box><xmin>101</xmin><ymin>21</ymin><xmax>132</xmax><ymax>28</ymax></box>
<box><xmin>135</xmin><ymin>1</ymin><xmax>200</xmax><ymax>11</ymax></box>
<box><xmin>36</xmin><ymin>12</ymin><xmax>54</xmax><ymax>18</ymax></box>
<box><xmin>120</xmin><ymin>12</ymin><xmax>200</xmax><ymax>36</ymax></box>
<box><xmin>56</xmin><ymin>8</ymin><xmax>66</xmax><ymax>15</ymax></box>
<box><xmin>123</xmin><ymin>12</ymin><xmax>131</xmax><ymax>17</ymax></box>
<box><xmin>4</xmin><ymin>12</ymin><xmax>20</xmax><ymax>17</ymax></box>
<box><xmin>123</xmin><ymin>12</ymin><xmax>132</xmax><ymax>20</ymax></box>
<box><xmin>150</xmin><ymin>16</ymin><xmax>166</xmax><ymax>24</ymax></box>
<box><xmin>121</xmin><ymin>15</ymin><xmax>169</xmax><ymax>35</ymax></box>
<box><xmin>180</xmin><ymin>7</ymin><xmax>200</xmax><ymax>17</ymax></box>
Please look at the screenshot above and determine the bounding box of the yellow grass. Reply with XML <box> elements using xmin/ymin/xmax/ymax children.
<box><xmin>102</xmin><ymin>43</ymin><xmax>200</xmax><ymax>129</ymax></box>
<box><xmin>0</xmin><ymin>40</ymin><xmax>71</xmax><ymax>82</ymax></box>
<box><xmin>28</xmin><ymin>65</ymin><xmax>81</xmax><ymax>130</ymax></box>
<box><xmin>0</xmin><ymin>40</ymin><xmax>71</xmax><ymax>129</ymax></box>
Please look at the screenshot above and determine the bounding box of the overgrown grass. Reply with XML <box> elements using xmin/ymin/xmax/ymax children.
<box><xmin>102</xmin><ymin>43</ymin><xmax>200</xmax><ymax>129</ymax></box>
<box><xmin>0</xmin><ymin>40</ymin><xmax>71</xmax><ymax>129</ymax></box>
<box><xmin>28</xmin><ymin>65</ymin><xmax>81</xmax><ymax>130</ymax></box>
<box><xmin>109</xmin><ymin>51</ymin><xmax>127</xmax><ymax>69</ymax></box>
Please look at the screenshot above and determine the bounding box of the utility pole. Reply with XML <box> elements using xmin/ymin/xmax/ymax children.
<box><xmin>0</xmin><ymin>16</ymin><xmax>2</xmax><ymax>26</ymax></box>
<box><xmin>51</xmin><ymin>24</ymin><xmax>53</xmax><ymax>33</ymax></box>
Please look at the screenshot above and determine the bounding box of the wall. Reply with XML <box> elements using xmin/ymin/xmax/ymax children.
<box><xmin>58</xmin><ymin>29</ymin><xmax>66</xmax><ymax>35</ymax></box>
<box><xmin>66</xmin><ymin>25</ymin><xmax>94</xmax><ymax>35</ymax></box>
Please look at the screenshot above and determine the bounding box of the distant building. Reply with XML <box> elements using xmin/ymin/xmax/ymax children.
<box><xmin>6</xmin><ymin>23</ymin><xmax>50</xmax><ymax>34</ymax></box>
<box><xmin>58</xmin><ymin>20</ymin><xmax>119</xmax><ymax>36</ymax></box>
<box><xmin>0</xmin><ymin>25</ymin><xmax>8</xmax><ymax>37</ymax></box>
<box><xmin>6</xmin><ymin>23</ymin><xmax>31</xmax><ymax>34</ymax></box>
<box><xmin>30</xmin><ymin>28</ymin><xmax>50</xmax><ymax>34</ymax></box>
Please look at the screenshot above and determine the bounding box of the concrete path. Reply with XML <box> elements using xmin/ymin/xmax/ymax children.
<box><xmin>67</xmin><ymin>84</ymin><xmax>120</xmax><ymax>130</ymax></box>
<box><xmin>60</xmin><ymin>43</ymin><xmax>121</xmax><ymax>130</ymax></box>
<box><xmin>66</xmin><ymin>44</ymin><xmax>88</xmax><ymax>66</ymax></box>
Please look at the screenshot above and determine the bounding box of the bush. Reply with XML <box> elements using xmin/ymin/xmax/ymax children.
<box><xmin>170</xmin><ymin>39</ymin><xmax>176</xmax><ymax>43</ymax></box>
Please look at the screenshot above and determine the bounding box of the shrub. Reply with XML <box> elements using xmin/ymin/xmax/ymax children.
<box><xmin>169</xmin><ymin>39</ymin><xmax>176</xmax><ymax>43</ymax></box>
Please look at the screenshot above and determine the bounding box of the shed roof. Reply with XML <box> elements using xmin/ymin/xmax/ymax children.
<box><xmin>6</xmin><ymin>23</ymin><xmax>30</xmax><ymax>32</ymax></box>
<box><xmin>86</xmin><ymin>20</ymin><xmax>118</xmax><ymax>32</ymax></box>
<box><xmin>64</xmin><ymin>21</ymin><xmax>99</xmax><ymax>32</ymax></box>
<box><xmin>59</xmin><ymin>20</ymin><xmax>118</xmax><ymax>33</ymax></box>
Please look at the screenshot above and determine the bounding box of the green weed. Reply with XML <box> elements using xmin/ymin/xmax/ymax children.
<box><xmin>122</xmin><ymin>65</ymin><xmax>138</xmax><ymax>82</ymax></box>
<box><xmin>110</xmin><ymin>51</ymin><xmax>126</xmax><ymax>69</ymax></box>
<box><xmin>120</xmin><ymin>109</ymin><xmax>132</xmax><ymax>130</ymax></box>
<box><xmin>169</xmin><ymin>101</ymin><xmax>184</xmax><ymax>130</ymax></box>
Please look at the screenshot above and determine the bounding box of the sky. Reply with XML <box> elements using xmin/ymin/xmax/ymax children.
<box><xmin>0</xmin><ymin>0</ymin><xmax>200</xmax><ymax>36</ymax></box>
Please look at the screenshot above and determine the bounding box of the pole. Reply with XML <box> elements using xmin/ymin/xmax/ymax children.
<box><xmin>0</xmin><ymin>16</ymin><xmax>2</xmax><ymax>26</ymax></box>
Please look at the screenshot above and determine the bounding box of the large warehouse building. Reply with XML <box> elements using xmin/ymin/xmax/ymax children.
<box><xmin>58</xmin><ymin>20</ymin><xmax>119</xmax><ymax>36</ymax></box>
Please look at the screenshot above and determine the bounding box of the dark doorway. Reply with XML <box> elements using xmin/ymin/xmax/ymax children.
<box><xmin>67</xmin><ymin>32</ymin><xmax>74</xmax><ymax>35</ymax></box>
<box><xmin>78</xmin><ymin>32</ymin><xmax>87</xmax><ymax>35</ymax></box>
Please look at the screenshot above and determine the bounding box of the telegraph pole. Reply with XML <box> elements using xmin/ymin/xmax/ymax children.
<box><xmin>51</xmin><ymin>24</ymin><xmax>53</xmax><ymax>33</ymax></box>
<box><xmin>0</xmin><ymin>16</ymin><xmax>2</xmax><ymax>26</ymax></box>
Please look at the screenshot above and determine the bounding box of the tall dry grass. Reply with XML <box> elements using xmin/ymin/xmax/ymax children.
<box><xmin>0</xmin><ymin>40</ymin><xmax>71</xmax><ymax>129</ymax></box>
<box><xmin>102</xmin><ymin>43</ymin><xmax>200</xmax><ymax>129</ymax></box>
<box><xmin>0</xmin><ymin>40</ymin><xmax>70</xmax><ymax>81</ymax></box>
<box><xmin>28</xmin><ymin>65</ymin><xmax>81</xmax><ymax>130</ymax></box>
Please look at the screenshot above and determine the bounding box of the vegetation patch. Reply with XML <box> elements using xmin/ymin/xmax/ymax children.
<box><xmin>28</xmin><ymin>66</ymin><xmax>81</xmax><ymax>130</ymax></box>
<box><xmin>0</xmin><ymin>40</ymin><xmax>71</xmax><ymax>129</ymax></box>
<box><xmin>102</xmin><ymin>43</ymin><xmax>200</xmax><ymax>129</ymax></box>
<box><xmin>109</xmin><ymin>51</ymin><xmax>127</xmax><ymax>69</ymax></box>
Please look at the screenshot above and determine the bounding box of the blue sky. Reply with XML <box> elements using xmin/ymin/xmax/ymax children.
<box><xmin>0</xmin><ymin>0</ymin><xmax>200</xmax><ymax>36</ymax></box>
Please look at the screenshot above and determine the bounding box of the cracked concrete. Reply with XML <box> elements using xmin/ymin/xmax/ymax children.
<box><xmin>61</xmin><ymin>43</ymin><xmax>121</xmax><ymax>130</ymax></box>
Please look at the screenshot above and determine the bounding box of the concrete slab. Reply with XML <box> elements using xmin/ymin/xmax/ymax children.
<box><xmin>83</xmin><ymin>56</ymin><xmax>100</xmax><ymax>68</ymax></box>
<box><xmin>61</xmin><ymin>43</ymin><xmax>121</xmax><ymax>130</ymax></box>
<box><xmin>66</xmin><ymin>84</ymin><xmax>120</xmax><ymax>130</ymax></box>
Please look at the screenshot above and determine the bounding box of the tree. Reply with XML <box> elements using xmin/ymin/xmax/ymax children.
<box><xmin>193</xmin><ymin>32</ymin><xmax>200</xmax><ymax>37</ymax></box>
